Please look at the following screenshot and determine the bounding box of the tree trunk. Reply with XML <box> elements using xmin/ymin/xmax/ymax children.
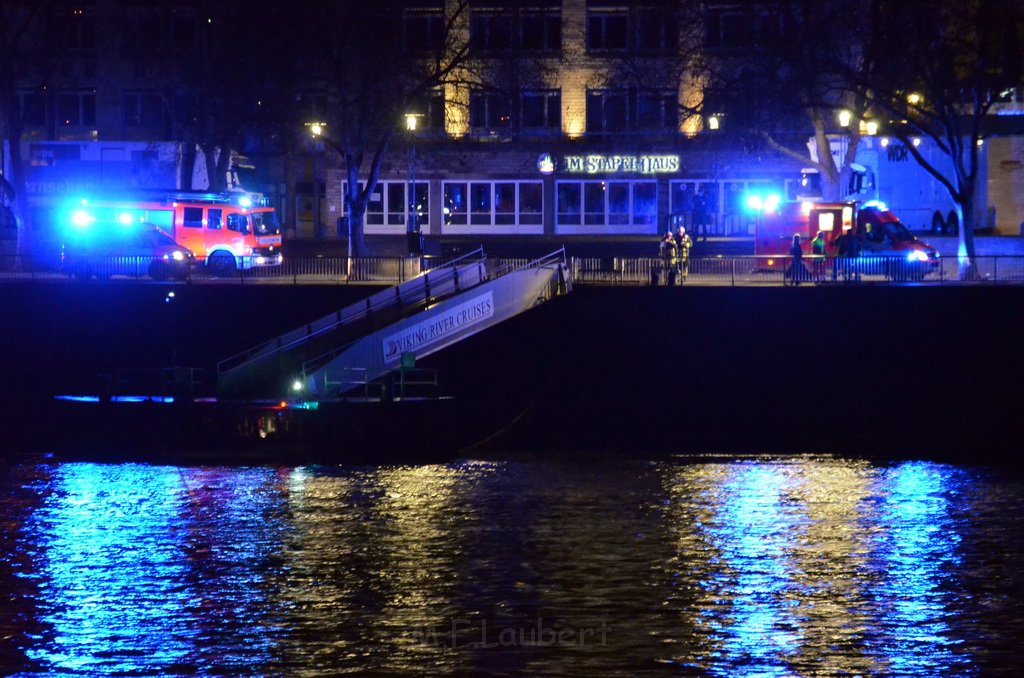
<box><xmin>956</xmin><ymin>188</ymin><xmax>979</xmax><ymax>280</ymax></box>
<box><xmin>5</xmin><ymin>128</ymin><xmax>30</xmax><ymax>268</ymax></box>
<box><xmin>345</xmin><ymin>163</ymin><xmax>368</xmax><ymax>258</ymax></box>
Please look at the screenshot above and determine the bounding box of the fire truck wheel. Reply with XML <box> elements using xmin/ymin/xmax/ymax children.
<box><xmin>208</xmin><ymin>251</ymin><xmax>237</xmax><ymax>277</ymax></box>
<box><xmin>148</xmin><ymin>260</ymin><xmax>171</xmax><ymax>281</ymax></box>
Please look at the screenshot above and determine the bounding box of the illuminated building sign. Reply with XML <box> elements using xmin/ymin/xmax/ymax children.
<box><xmin>561</xmin><ymin>154</ymin><xmax>680</xmax><ymax>175</ymax></box>
<box><xmin>382</xmin><ymin>292</ymin><xmax>494</xmax><ymax>363</ymax></box>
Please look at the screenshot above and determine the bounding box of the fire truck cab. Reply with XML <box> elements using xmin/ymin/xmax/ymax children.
<box><xmin>755</xmin><ymin>200</ymin><xmax>940</xmax><ymax>279</ymax></box>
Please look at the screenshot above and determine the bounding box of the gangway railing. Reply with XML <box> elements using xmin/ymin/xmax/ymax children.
<box><xmin>217</xmin><ymin>247</ymin><xmax>488</xmax><ymax>381</ymax></box>
<box><xmin>298</xmin><ymin>247</ymin><xmax>570</xmax><ymax>383</ymax></box>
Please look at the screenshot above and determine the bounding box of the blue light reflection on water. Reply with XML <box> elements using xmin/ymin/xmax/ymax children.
<box><xmin>20</xmin><ymin>464</ymin><xmax>291</xmax><ymax>675</ymax></box>
<box><xmin>871</xmin><ymin>461</ymin><xmax>967</xmax><ymax>675</ymax></box>
<box><xmin>3</xmin><ymin>456</ymin><xmax>1023</xmax><ymax>675</ymax></box>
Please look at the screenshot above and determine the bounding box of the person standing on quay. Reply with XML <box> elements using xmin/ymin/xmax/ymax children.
<box><xmin>811</xmin><ymin>230</ymin><xmax>825</xmax><ymax>280</ymax></box>
<box><xmin>660</xmin><ymin>232</ymin><xmax>678</xmax><ymax>285</ymax></box>
<box><xmin>787</xmin><ymin>233</ymin><xmax>805</xmax><ymax>285</ymax></box>
<box><xmin>675</xmin><ymin>226</ymin><xmax>693</xmax><ymax>282</ymax></box>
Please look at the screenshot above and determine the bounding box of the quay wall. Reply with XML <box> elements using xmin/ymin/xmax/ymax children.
<box><xmin>1</xmin><ymin>283</ymin><xmax>1021</xmax><ymax>462</ymax></box>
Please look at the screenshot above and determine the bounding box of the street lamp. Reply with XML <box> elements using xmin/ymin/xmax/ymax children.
<box><xmin>405</xmin><ymin>112</ymin><xmax>423</xmax><ymax>254</ymax></box>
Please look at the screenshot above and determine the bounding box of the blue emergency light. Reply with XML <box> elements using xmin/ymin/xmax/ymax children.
<box><xmin>745</xmin><ymin>192</ymin><xmax>781</xmax><ymax>214</ymax></box>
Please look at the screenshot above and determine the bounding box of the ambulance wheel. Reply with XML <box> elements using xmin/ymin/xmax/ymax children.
<box><xmin>208</xmin><ymin>251</ymin><xmax>237</xmax><ymax>277</ymax></box>
<box><xmin>945</xmin><ymin>210</ymin><xmax>959</xmax><ymax>236</ymax></box>
<box><xmin>148</xmin><ymin>260</ymin><xmax>171</xmax><ymax>281</ymax></box>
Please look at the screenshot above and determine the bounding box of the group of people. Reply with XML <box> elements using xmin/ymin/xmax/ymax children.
<box><xmin>657</xmin><ymin>226</ymin><xmax>693</xmax><ymax>285</ymax></box>
<box><xmin>786</xmin><ymin>229</ymin><xmax>863</xmax><ymax>285</ymax></box>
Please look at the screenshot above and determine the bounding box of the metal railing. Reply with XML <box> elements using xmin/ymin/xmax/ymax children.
<box><xmin>572</xmin><ymin>255</ymin><xmax>1024</xmax><ymax>286</ymax></box>
<box><xmin>217</xmin><ymin>248</ymin><xmax>488</xmax><ymax>377</ymax></box>
<box><xmin>4</xmin><ymin>253</ymin><xmax>1024</xmax><ymax>286</ymax></box>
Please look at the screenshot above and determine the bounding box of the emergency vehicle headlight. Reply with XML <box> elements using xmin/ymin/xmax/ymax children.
<box><xmin>255</xmin><ymin>255</ymin><xmax>266</xmax><ymax>265</ymax></box>
<box><xmin>907</xmin><ymin>250</ymin><xmax>929</xmax><ymax>262</ymax></box>
<box><xmin>172</xmin><ymin>250</ymin><xmax>185</xmax><ymax>261</ymax></box>
<box><xmin>71</xmin><ymin>210</ymin><xmax>95</xmax><ymax>227</ymax></box>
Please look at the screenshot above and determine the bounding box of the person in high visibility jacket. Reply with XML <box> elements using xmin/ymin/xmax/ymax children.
<box><xmin>675</xmin><ymin>226</ymin><xmax>693</xmax><ymax>281</ymax></box>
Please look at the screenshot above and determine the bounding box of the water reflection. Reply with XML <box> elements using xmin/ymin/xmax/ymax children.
<box><xmin>1</xmin><ymin>456</ymin><xmax>1022</xmax><ymax>675</ymax></box>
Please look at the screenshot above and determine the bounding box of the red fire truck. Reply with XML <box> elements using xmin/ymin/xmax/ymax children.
<box><xmin>754</xmin><ymin>200</ymin><xmax>940</xmax><ymax>280</ymax></box>
<box><xmin>70</xmin><ymin>191</ymin><xmax>283</xmax><ymax>275</ymax></box>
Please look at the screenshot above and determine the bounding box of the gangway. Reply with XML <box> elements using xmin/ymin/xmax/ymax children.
<box><xmin>216</xmin><ymin>248</ymin><xmax>571</xmax><ymax>400</ymax></box>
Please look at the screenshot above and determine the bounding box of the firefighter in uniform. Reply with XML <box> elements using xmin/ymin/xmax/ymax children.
<box><xmin>675</xmin><ymin>226</ymin><xmax>693</xmax><ymax>282</ymax></box>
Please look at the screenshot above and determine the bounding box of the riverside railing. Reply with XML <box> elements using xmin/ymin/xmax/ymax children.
<box><xmin>4</xmin><ymin>254</ymin><xmax>1024</xmax><ymax>285</ymax></box>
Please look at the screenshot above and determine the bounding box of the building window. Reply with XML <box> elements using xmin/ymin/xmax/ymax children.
<box><xmin>444</xmin><ymin>180</ymin><xmax>544</xmax><ymax>232</ymax></box>
<box><xmin>17</xmin><ymin>91</ymin><xmax>46</xmax><ymax>127</ymax></box>
<box><xmin>521</xmin><ymin>9</ymin><xmax>561</xmax><ymax>52</ymax></box>
<box><xmin>635</xmin><ymin>8</ymin><xmax>678</xmax><ymax>51</ymax></box>
<box><xmin>471</xmin><ymin>10</ymin><xmax>513</xmax><ymax>52</ymax></box>
<box><xmin>706</xmin><ymin>10</ymin><xmax>749</xmax><ymax>49</ymax></box>
<box><xmin>587</xmin><ymin>10</ymin><xmax>628</xmax><ymax>51</ymax></box>
<box><xmin>587</xmin><ymin>89</ymin><xmax>677</xmax><ymax>133</ymax></box>
<box><xmin>56</xmin><ymin>91</ymin><xmax>96</xmax><ymax>127</ymax></box>
<box><xmin>409</xmin><ymin>89</ymin><xmax>445</xmax><ymax>131</ymax></box>
<box><xmin>345</xmin><ymin>181</ymin><xmax>429</xmax><ymax>232</ymax></box>
<box><xmin>51</xmin><ymin>7</ymin><xmax>95</xmax><ymax>52</ymax></box>
<box><xmin>405</xmin><ymin>7</ymin><xmax>446</xmax><ymax>53</ymax></box>
<box><xmin>521</xmin><ymin>90</ymin><xmax>561</xmax><ymax>129</ymax></box>
<box><xmin>586</xmin><ymin>89</ymin><xmax>629</xmax><ymax>133</ymax></box>
<box><xmin>636</xmin><ymin>90</ymin><xmax>677</xmax><ymax>129</ymax></box>
<box><xmin>123</xmin><ymin>92</ymin><xmax>165</xmax><ymax>128</ymax></box>
<box><xmin>122</xmin><ymin>10</ymin><xmax>162</xmax><ymax>53</ymax></box>
<box><xmin>470</xmin><ymin>91</ymin><xmax>512</xmax><ymax>129</ymax></box>
<box><xmin>170</xmin><ymin>11</ymin><xmax>197</xmax><ymax>51</ymax></box>
<box><xmin>556</xmin><ymin>180</ymin><xmax>657</xmax><ymax>232</ymax></box>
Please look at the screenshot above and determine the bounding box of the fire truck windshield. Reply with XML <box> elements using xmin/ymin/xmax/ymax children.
<box><xmin>251</xmin><ymin>211</ymin><xmax>280</xmax><ymax>236</ymax></box>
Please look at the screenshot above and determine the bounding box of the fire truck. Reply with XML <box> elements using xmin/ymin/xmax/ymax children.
<box><xmin>69</xmin><ymin>190</ymin><xmax>282</xmax><ymax>275</ymax></box>
<box><xmin>755</xmin><ymin>200</ymin><xmax>940</xmax><ymax>280</ymax></box>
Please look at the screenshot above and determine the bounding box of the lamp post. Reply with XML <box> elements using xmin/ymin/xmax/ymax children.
<box><xmin>307</xmin><ymin>122</ymin><xmax>326</xmax><ymax>239</ymax></box>
<box><xmin>405</xmin><ymin>112</ymin><xmax>422</xmax><ymax>255</ymax></box>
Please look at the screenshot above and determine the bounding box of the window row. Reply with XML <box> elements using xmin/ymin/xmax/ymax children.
<box><xmin>17</xmin><ymin>91</ymin><xmax>219</xmax><ymax>130</ymax></box>
<box><xmin>586</xmin><ymin>5</ymin><xmax>679</xmax><ymax>53</ymax></box>
<box><xmin>338</xmin><ymin>179</ymin><xmax>797</xmax><ymax>236</ymax></box>
<box><xmin>444</xmin><ymin>181</ymin><xmax>543</xmax><ymax>227</ymax></box>
<box><xmin>469</xmin><ymin>88</ymin><xmax>677</xmax><ymax>132</ymax></box>
<box><xmin>556</xmin><ymin>181</ymin><xmax>657</xmax><ymax>232</ymax></box>
<box><xmin>345</xmin><ymin>181</ymin><xmax>431</xmax><ymax>231</ymax></box>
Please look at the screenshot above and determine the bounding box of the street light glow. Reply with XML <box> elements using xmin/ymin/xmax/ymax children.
<box><xmin>405</xmin><ymin>113</ymin><xmax>419</xmax><ymax>132</ymax></box>
<box><xmin>838</xmin><ymin>110</ymin><xmax>852</xmax><ymax>127</ymax></box>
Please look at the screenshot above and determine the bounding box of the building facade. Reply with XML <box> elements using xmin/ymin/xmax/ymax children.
<box><xmin>4</xmin><ymin>1</ymin><xmax>1023</xmax><ymax>244</ymax></box>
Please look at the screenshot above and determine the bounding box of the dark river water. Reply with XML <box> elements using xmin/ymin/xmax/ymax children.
<box><xmin>2</xmin><ymin>454</ymin><xmax>1023</xmax><ymax>676</ymax></box>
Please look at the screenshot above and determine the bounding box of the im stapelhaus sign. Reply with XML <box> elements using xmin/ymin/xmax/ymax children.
<box><xmin>559</xmin><ymin>154</ymin><xmax>680</xmax><ymax>174</ymax></box>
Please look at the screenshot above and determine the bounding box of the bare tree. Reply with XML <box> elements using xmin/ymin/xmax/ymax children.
<box><xmin>169</xmin><ymin>4</ymin><xmax>282</xmax><ymax>193</ymax></box>
<box><xmin>855</xmin><ymin>0</ymin><xmax>1024</xmax><ymax>275</ymax></box>
<box><xmin>293</xmin><ymin>0</ymin><xmax>471</xmax><ymax>258</ymax></box>
<box><xmin>702</xmin><ymin>0</ymin><xmax>874</xmax><ymax>200</ymax></box>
